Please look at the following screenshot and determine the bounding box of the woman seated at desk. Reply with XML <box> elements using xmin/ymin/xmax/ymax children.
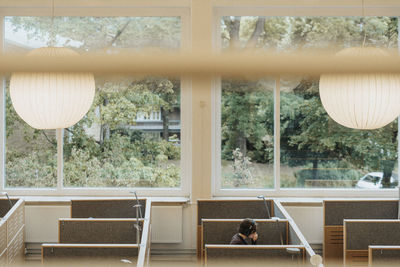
<box><xmin>230</xmin><ymin>218</ymin><xmax>258</xmax><ymax>245</ymax></box>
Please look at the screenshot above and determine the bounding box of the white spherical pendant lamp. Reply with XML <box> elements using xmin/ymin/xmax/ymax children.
<box><xmin>319</xmin><ymin>47</ymin><xmax>400</xmax><ymax>130</ymax></box>
<box><xmin>10</xmin><ymin>47</ymin><xmax>95</xmax><ymax>129</ymax></box>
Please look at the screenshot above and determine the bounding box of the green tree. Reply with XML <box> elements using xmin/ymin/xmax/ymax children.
<box><xmin>221</xmin><ymin>16</ymin><xmax>399</xmax><ymax>188</ymax></box>
<box><xmin>5</xmin><ymin>16</ymin><xmax>182</xmax><ymax>188</ymax></box>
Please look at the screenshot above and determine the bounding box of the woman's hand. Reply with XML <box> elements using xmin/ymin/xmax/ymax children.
<box><xmin>249</xmin><ymin>232</ymin><xmax>258</xmax><ymax>241</ymax></box>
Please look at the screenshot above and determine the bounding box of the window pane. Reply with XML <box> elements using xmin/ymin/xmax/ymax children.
<box><xmin>280</xmin><ymin>16</ymin><xmax>398</xmax><ymax>189</ymax></box>
<box><xmin>4</xmin><ymin>16</ymin><xmax>182</xmax><ymax>188</ymax></box>
<box><xmin>221</xmin><ymin>79</ymin><xmax>274</xmax><ymax>189</ymax></box>
<box><xmin>220</xmin><ymin>16</ymin><xmax>277</xmax><ymax>189</ymax></box>
<box><xmin>64</xmin><ymin>77</ymin><xmax>181</xmax><ymax>188</ymax></box>
<box><xmin>5</xmin><ymin>87</ymin><xmax>57</xmax><ymax>188</ymax></box>
<box><xmin>221</xmin><ymin>16</ymin><xmax>399</xmax><ymax>190</ymax></box>
<box><xmin>5</xmin><ymin>16</ymin><xmax>181</xmax><ymax>52</ymax></box>
<box><xmin>281</xmin><ymin>77</ymin><xmax>398</xmax><ymax>189</ymax></box>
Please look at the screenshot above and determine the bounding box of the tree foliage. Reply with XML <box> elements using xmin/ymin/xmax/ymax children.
<box><xmin>5</xmin><ymin>16</ymin><xmax>181</xmax><ymax>188</ymax></box>
<box><xmin>5</xmin><ymin>15</ymin><xmax>399</xmax><ymax>189</ymax></box>
<box><xmin>221</xmin><ymin>16</ymin><xmax>398</xmax><ymax>188</ymax></box>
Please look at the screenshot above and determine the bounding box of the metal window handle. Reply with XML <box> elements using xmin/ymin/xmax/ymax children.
<box><xmin>0</xmin><ymin>192</ymin><xmax>13</xmax><ymax>209</ymax></box>
<box><xmin>130</xmin><ymin>191</ymin><xmax>143</xmax><ymax>218</ymax></box>
<box><xmin>132</xmin><ymin>203</ymin><xmax>142</xmax><ymax>247</ymax></box>
<box><xmin>257</xmin><ymin>195</ymin><xmax>271</xmax><ymax>219</ymax></box>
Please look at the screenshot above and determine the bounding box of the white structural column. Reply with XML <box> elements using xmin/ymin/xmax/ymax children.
<box><xmin>0</xmin><ymin>16</ymin><xmax>4</xmax><ymax>190</ymax></box>
<box><xmin>191</xmin><ymin>0</ymin><xmax>213</xmax><ymax>201</ymax></box>
<box><xmin>0</xmin><ymin>79</ymin><xmax>4</xmax><ymax>191</ymax></box>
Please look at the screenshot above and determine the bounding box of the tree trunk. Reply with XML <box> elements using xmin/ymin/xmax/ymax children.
<box><xmin>236</xmin><ymin>133</ymin><xmax>247</xmax><ymax>156</ymax></box>
<box><xmin>161</xmin><ymin>107</ymin><xmax>169</xmax><ymax>141</ymax></box>
<box><xmin>312</xmin><ymin>159</ymin><xmax>318</xmax><ymax>180</ymax></box>
<box><xmin>224</xmin><ymin>16</ymin><xmax>241</xmax><ymax>50</ymax></box>
<box><xmin>381</xmin><ymin>160</ymin><xmax>395</xmax><ymax>188</ymax></box>
<box><xmin>245</xmin><ymin>17</ymin><xmax>266</xmax><ymax>48</ymax></box>
<box><xmin>100</xmin><ymin>98</ymin><xmax>110</xmax><ymax>144</ymax></box>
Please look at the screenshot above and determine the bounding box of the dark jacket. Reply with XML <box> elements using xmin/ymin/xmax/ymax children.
<box><xmin>230</xmin><ymin>233</ymin><xmax>248</xmax><ymax>245</ymax></box>
<box><xmin>230</xmin><ymin>233</ymin><xmax>257</xmax><ymax>245</ymax></box>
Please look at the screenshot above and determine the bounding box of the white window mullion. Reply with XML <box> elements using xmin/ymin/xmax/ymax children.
<box><xmin>180</xmin><ymin>76</ymin><xmax>192</xmax><ymax>197</ymax></box>
<box><xmin>211</xmin><ymin>77</ymin><xmax>222</xmax><ymax>196</ymax></box>
<box><xmin>56</xmin><ymin>128</ymin><xmax>63</xmax><ymax>192</ymax></box>
<box><xmin>274</xmin><ymin>76</ymin><xmax>281</xmax><ymax>192</ymax></box>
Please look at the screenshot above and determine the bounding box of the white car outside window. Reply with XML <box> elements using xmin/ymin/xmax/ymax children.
<box><xmin>356</xmin><ymin>172</ymin><xmax>398</xmax><ymax>189</ymax></box>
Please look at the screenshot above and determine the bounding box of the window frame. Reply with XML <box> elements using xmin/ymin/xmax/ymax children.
<box><xmin>212</xmin><ymin>4</ymin><xmax>400</xmax><ymax>198</ymax></box>
<box><xmin>0</xmin><ymin>2</ymin><xmax>192</xmax><ymax>196</ymax></box>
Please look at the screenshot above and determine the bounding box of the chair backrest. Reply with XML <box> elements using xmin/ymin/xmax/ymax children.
<box><xmin>42</xmin><ymin>243</ymin><xmax>139</xmax><ymax>265</ymax></box>
<box><xmin>197</xmin><ymin>199</ymin><xmax>274</xmax><ymax>226</ymax></box>
<box><xmin>345</xmin><ymin>220</ymin><xmax>400</xmax><ymax>250</ymax></box>
<box><xmin>369</xmin><ymin>245</ymin><xmax>400</xmax><ymax>267</ymax></box>
<box><xmin>205</xmin><ymin>244</ymin><xmax>305</xmax><ymax>267</ymax></box>
<box><xmin>202</xmin><ymin>219</ymin><xmax>288</xmax><ymax>247</ymax></box>
<box><xmin>324</xmin><ymin>200</ymin><xmax>398</xmax><ymax>226</ymax></box>
<box><xmin>71</xmin><ymin>199</ymin><xmax>146</xmax><ymax>218</ymax></box>
<box><xmin>59</xmin><ymin>218</ymin><xmax>143</xmax><ymax>244</ymax></box>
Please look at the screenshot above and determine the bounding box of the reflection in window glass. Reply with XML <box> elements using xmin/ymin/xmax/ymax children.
<box><xmin>4</xmin><ymin>16</ymin><xmax>182</xmax><ymax>188</ymax></box>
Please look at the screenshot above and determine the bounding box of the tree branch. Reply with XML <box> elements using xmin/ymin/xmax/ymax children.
<box><xmin>106</xmin><ymin>19</ymin><xmax>132</xmax><ymax>49</ymax></box>
<box><xmin>41</xmin><ymin>130</ymin><xmax>57</xmax><ymax>147</ymax></box>
<box><xmin>64</xmin><ymin>128</ymin><xmax>74</xmax><ymax>134</ymax></box>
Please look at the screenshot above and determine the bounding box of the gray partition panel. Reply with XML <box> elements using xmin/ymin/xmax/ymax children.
<box><xmin>273</xmin><ymin>202</ymin><xmax>288</xmax><ymax>220</ymax></box>
<box><xmin>288</xmin><ymin>224</ymin><xmax>301</xmax><ymax>245</ymax></box>
<box><xmin>198</xmin><ymin>200</ymin><xmax>272</xmax><ymax>225</ymax></box>
<box><xmin>371</xmin><ymin>247</ymin><xmax>400</xmax><ymax>267</ymax></box>
<box><xmin>202</xmin><ymin>220</ymin><xmax>288</xmax><ymax>246</ymax></box>
<box><xmin>42</xmin><ymin>245</ymin><xmax>139</xmax><ymax>264</ymax></box>
<box><xmin>0</xmin><ymin>249</ymin><xmax>6</xmax><ymax>267</ymax></box>
<box><xmin>325</xmin><ymin>201</ymin><xmax>398</xmax><ymax>226</ymax></box>
<box><xmin>0</xmin><ymin>199</ymin><xmax>18</xmax><ymax>218</ymax></box>
<box><xmin>0</xmin><ymin>222</ymin><xmax>6</xmax><ymax>254</ymax></box>
<box><xmin>346</xmin><ymin>221</ymin><xmax>400</xmax><ymax>250</ymax></box>
<box><xmin>205</xmin><ymin>246</ymin><xmax>304</xmax><ymax>267</ymax></box>
<box><xmin>59</xmin><ymin>219</ymin><xmax>143</xmax><ymax>244</ymax></box>
<box><xmin>71</xmin><ymin>199</ymin><xmax>146</xmax><ymax>218</ymax></box>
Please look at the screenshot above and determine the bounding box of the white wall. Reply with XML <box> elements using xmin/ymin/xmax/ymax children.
<box><xmin>24</xmin><ymin>203</ymin><xmax>198</xmax><ymax>250</ymax></box>
<box><xmin>25</xmin><ymin>205</ymin><xmax>70</xmax><ymax>243</ymax></box>
<box><xmin>283</xmin><ymin>205</ymin><xmax>324</xmax><ymax>244</ymax></box>
<box><xmin>24</xmin><ymin>203</ymin><xmax>322</xmax><ymax>249</ymax></box>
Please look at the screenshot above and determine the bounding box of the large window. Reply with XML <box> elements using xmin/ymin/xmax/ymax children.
<box><xmin>3</xmin><ymin>2</ymin><xmax>400</xmax><ymax>196</ymax></box>
<box><xmin>219</xmin><ymin>16</ymin><xmax>399</xmax><ymax>191</ymax></box>
<box><xmin>4</xmin><ymin>16</ymin><xmax>183</xmax><ymax>190</ymax></box>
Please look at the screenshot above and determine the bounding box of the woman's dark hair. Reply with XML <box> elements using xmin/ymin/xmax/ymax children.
<box><xmin>239</xmin><ymin>218</ymin><xmax>257</xmax><ymax>237</ymax></box>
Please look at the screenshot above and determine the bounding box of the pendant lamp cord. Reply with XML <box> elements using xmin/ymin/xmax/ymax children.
<box><xmin>49</xmin><ymin>0</ymin><xmax>56</xmax><ymax>47</ymax></box>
